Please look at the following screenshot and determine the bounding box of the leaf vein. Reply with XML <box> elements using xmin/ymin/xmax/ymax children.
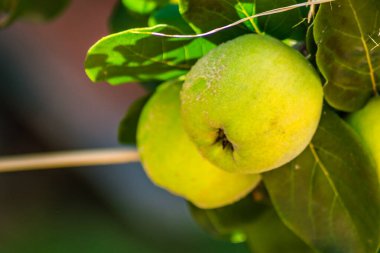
<box><xmin>309</xmin><ymin>143</ymin><xmax>361</xmax><ymax>246</ymax></box>
<box><xmin>308</xmin><ymin>160</ymin><xmax>318</xmax><ymax>238</ymax></box>
<box><xmin>329</xmin><ymin>26</ymin><xmax>361</xmax><ymax>40</ymax></box>
<box><xmin>236</xmin><ymin>0</ymin><xmax>261</xmax><ymax>33</ymax></box>
<box><xmin>124</xmin><ymin>44</ymin><xmax>191</xmax><ymax>69</ymax></box>
<box><xmin>321</xmin><ymin>46</ymin><xmax>370</xmax><ymax>75</ymax></box>
<box><xmin>347</xmin><ymin>0</ymin><xmax>379</xmax><ymax>95</ymax></box>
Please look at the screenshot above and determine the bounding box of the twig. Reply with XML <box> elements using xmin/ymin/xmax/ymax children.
<box><xmin>133</xmin><ymin>0</ymin><xmax>334</xmax><ymax>39</ymax></box>
<box><xmin>0</xmin><ymin>148</ymin><xmax>140</xmax><ymax>173</ymax></box>
<box><xmin>307</xmin><ymin>0</ymin><xmax>317</xmax><ymax>23</ymax></box>
<box><xmin>369</xmin><ymin>35</ymin><xmax>380</xmax><ymax>51</ymax></box>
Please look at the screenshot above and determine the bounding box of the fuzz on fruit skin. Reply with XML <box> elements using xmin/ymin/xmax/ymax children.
<box><xmin>181</xmin><ymin>34</ymin><xmax>323</xmax><ymax>174</ymax></box>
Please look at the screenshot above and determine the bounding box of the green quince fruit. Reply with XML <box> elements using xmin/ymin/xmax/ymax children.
<box><xmin>181</xmin><ymin>34</ymin><xmax>323</xmax><ymax>174</ymax></box>
<box><xmin>347</xmin><ymin>97</ymin><xmax>380</xmax><ymax>181</ymax></box>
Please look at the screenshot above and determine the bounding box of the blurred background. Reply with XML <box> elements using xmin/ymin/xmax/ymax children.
<box><xmin>0</xmin><ymin>0</ymin><xmax>250</xmax><ymax>252</ymax></box>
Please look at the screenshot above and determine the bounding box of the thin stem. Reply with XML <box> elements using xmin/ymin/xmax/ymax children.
<box><xmin>0</xmin><ymin>148</ymin><xmax>140</xmax><ymax>173</ymax></box>
<box><xmin>138</xmin><ymin>0</ymin><xmax>334</xmax><ymax>39</ymax></box>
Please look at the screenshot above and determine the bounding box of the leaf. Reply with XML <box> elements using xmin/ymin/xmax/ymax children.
<box><xmin>118</xmin><ymin>94</ymin><xmax>151</xmax><ymax>145</ymax></box>
<box><xmin>263</xmin><ymin>108</ymin><xmax>380</xmax><ymax>253</ymax></box>
<box><xmin>178</xmin><ymin>0</ymin><xmax>303</xmax><ymax>44</ymax></box>
<box><xmin>189</xmin><ymin>189</ymin><xmax>313</xmax><ymax>253</ymax></box>
<box><xmin>139</xmin><ymin>82</ymin><xmax>161</xmax><ymax>92</ymax></box>
<box><xmin>254</xmin><ymin>0</ymin><xmax>303</xmax><ymax>40</ymax></box>
<box><xmin>314</xmin><ymin>0</ymin><xmax>380</xmax><ymax>112</ymax></box>
<box><xmin>293</xmin><ymin>0</ymin><xmax>310</xmax><ymax>18</ymax></box>
<box><xmin>148</xmin><ymin>4</ymin><xmax>194</xmax><ymax>34</ymax></box>
<box><xmin>306</xmin><ymin>25</ymin><xmax>317</xmax><ymax>60</ymax></box>
<box><xmin>109</xmin><ymin>2</ymin><xmax>193</xmax><ymax>35</ymax></box>
<box><xmin>189</xmin><ymin>192</ymin><xmax>268</xmax><ymax>241</ymax></box>
<box><xmin>245</xmin><ymin>210</ymin><xmax>314</xmax><ymax>253</ymax></box>
<box><xmin>84</xmin><ymin>25</ymin><xmax>215</xmax><ymax>85</ymax></box>
<box><xmin>0</xmin><ymin>0</ymin><xmax>69</xmax><ymax>28</ymax></box>
<box><xmin>109</xmin><ymin>0</ymin><xmax>150</xmax><ymax>33</ymax></box>
<box><xmin>179</xmin><ymin>0</ymin><xmax>248</xmax><ymax>44</ymax></box>
<box><xmin>122</xmin><ymin>0</ymin><xmax>169</xmax><ymax>15</ymax></box>
<box><xmin>189</xmin><ymin>197</ymin><xmax>257</xmax><ymax>243</ymax></box>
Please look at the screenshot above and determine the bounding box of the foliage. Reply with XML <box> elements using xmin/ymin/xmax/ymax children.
<box><xmin>3</xmin><ymin>0</ymin><xmax>380</xmax><ymax>252</ymax></box>
<box><xmin>84</xmin><ymin>25</ymin><xmax>215</xmax><ymax>85</ymax></box>
<box><xmin>0</xmin><ymin>0</ymin><xmax>69</xmax><ymax>28</ymax></box>
<box><xmin>264</xmin><ymin>108</ymin><xmax>380</xmax><ymax>253</ymax></box>
<box><xmin>119</xmin><ymin>94</ymin><xmax>151</xmax><ymax>145</ymax></box>
<box><xmin>189</xmin><ymin>187</ymin><xmax>314</xmax><ymax>253</ymax></box>
<box><xmin>314</xmin><ymin>0</ymin><xmax>380</xmax><ymax>112</ymax></box>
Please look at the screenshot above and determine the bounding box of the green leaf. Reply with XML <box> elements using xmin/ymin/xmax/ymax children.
<box><xmin>84</xmin><ymin>25</ymin><xmax>215</xmax><ymax>85</ymax></box>
<box><xmin>189</xmin><ymin>189</ymin><xmax>313</xmax><ymax>252</ymax></box>
<box><xmin>263</xmin><ymin>108</ymin><xmax>380</xmax><ymax>253</ymax></box>
<box><xmin>314</xmin><ymin>0</ymin><xmax>380</xmax><ymax>112</ymax></box>
<box><xmin>306</xmin><ymin>25</ymin><xmax>317</xmax><ymax>61</ymax></box>
<box><xmin>189</xmin><ymin>193</ymin><xmax>268</xmax><ymax>242</ymax></box>
<box><xmin>293</xmin><ymin>0</ymin><xmax>310</xmax><ymax>18</ymax></box>
<box><xmin>255</xmin><ymin>0</ymin><xmax>303</xmax><ymax>40</ymax></box>
<box><xmin>148</xmin><ymin>4</ymin><xmax>194</xmax><ymax>34</ymax></box>
<box><xmin>245</xmin><ymin>210</ymin><xmax>313</xmax><ymax>253</ymax></box>
<box><xmin>109</xmin><ymin>2</ymin><xmax>193</xmax><ymax>34</ymax></box>
<box><xmin>122</xmin><ymin>0</ymin><xmax>169</xmax><ymax>15</ymax></box>
<box><xmin>179</xmin><ymin>0</ymin><xmax>249</xmax><ymax>44</ymax></box>
<box><xmin>118</xmin><ymin>94</ymin><xmax>151</xmax><ymax>145</ymax></box>
<box><xmin>109</xmin><ymin>1</ymin><xmax>150</xmax><ymax>33</ymax></box>
<box><xmin>178</xmin><ymin>0</ymin><xmax>303</xmax><ymax>44</ymax></box>
<box><xmin>0</xmin><ymin>0</ymin><xmax>69</xmax><ymax>28</ymax></box>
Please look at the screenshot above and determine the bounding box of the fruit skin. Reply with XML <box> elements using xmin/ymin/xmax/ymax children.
<box><xmin>347</xmin><ymin>97</ymin><xmax>380</xmax><ymax>181</ymax></box>
<box><xmin>137</xmin><ymin>80</ymin><xmax>260</xmax><ymax>209</ymax></box>
<box><xmin>181</xmin><ymin>34</ymin><xmax>323</xmax><ymax>174</ymax></box>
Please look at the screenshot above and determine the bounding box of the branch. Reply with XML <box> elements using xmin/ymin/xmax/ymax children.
<box><xmin>136</xmin><ymin>0</ymin><xmax>335</xmax><ymax>38</ymax></box>
<box><xmin>0</xmin><ymin>148</ymin><xmax>140</xmax><ymax>173</ymax></box>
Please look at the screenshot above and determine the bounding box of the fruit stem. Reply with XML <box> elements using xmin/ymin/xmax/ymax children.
<box><xmin>0</xmin><ymin>148</ymin><xmax>140</xmax><ymax>173</ymax></box>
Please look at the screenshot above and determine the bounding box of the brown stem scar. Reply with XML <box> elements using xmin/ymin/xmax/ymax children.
<box><xmin>215</xmin><ymin>128</ymin><xmax>234</xmax><ymax>152</ymax></box>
